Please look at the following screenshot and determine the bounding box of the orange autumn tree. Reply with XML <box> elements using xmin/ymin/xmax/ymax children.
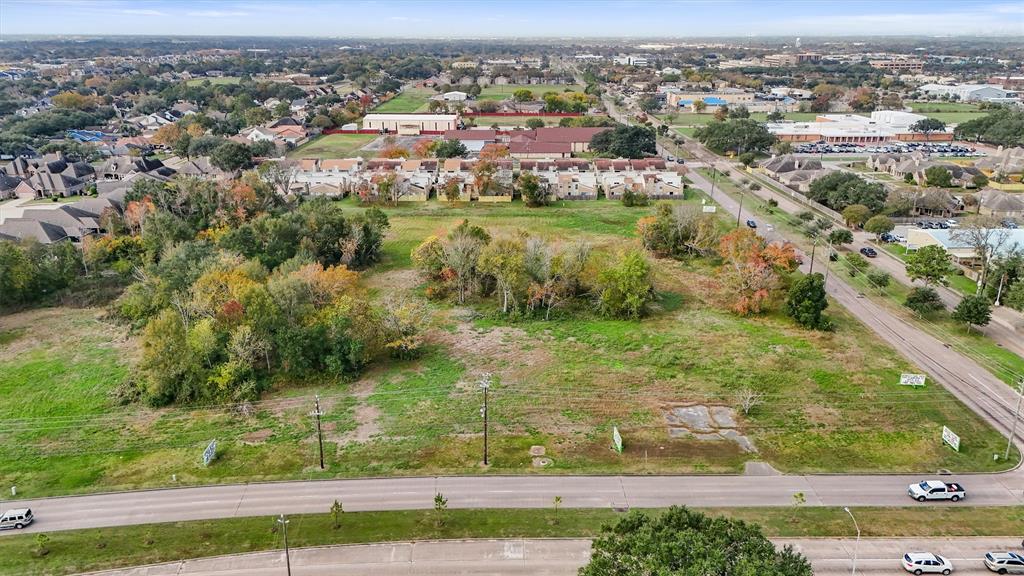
<box><xmin>380</xmin><ymin>145</ymin><xmax>411</xmax><ymax>159</ymax></box>
<box><xmin>717</xmin><ymin>228</ymin><xmax>798</xmax><ymax>315</ymax></box>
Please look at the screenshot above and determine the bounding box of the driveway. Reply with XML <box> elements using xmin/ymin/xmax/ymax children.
<box><xmin>0</xmin><ymin>195</ymin><xmax>60</xmax><ymax>224</ymax></box>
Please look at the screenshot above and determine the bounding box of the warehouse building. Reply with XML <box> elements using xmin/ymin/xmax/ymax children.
<box><xmin>361</xmin><ymin>113</ymin><xmax>459</xmax><ymax>135</ymax></box>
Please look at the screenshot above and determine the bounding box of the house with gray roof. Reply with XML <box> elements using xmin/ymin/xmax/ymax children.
<box><xmin>0</xmin><ymin>218</ymin><xmax>69</xmax><ymax>243</ymax></box>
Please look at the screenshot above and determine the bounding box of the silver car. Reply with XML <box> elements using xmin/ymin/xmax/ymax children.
<box><xmin>985</xmin><ymin>552</ymin><xmax>1024</xmax><ymax>574</ymax></box>
<box><xmin>0</xmin><ymin>508</ymin><xmax>33</xmax><ymax>530</ymax></box>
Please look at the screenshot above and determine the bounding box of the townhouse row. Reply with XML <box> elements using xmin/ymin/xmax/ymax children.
<box><xmin>290</xmin><ymin>157</ymin><xmax>688</xmax><ymax>202</ymax></box>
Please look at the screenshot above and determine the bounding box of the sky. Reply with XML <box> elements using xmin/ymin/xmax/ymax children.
<box><xmin>1</xmin><ymin>0</ymin><xmax>1022</xmax><ymax>38</ymax></box>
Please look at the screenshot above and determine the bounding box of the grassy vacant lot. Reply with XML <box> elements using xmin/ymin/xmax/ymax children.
<box><xmin>185</xmin><ymin>76</ymin><xmax>242</xmax><ymax>86</ymax></box>
<box><xmin>0</xmin><ymin>196</ymin><xmax>1012</xmax><ymax>499</ymax></box>
<box><xmin>909</xmin><ymin>102</ymin><xmax>986</xmax><ymax>113</ymax></box>
<box><xmin>469</xmin><ymin>115</ymin><xmax>565</xmax><ymax>127</ymax></box>
<box><xmin>477</xmin><ymin>84</ymin><xmax>585</xmax><ymax>100</ymax></box>
<box><xmin>373</xmin><ymin>87</ymin><xmax>436</xmax><ymax>113</ymax></box>
<box><xmin>4</xmin><ymin>506</ymin><xmax>1023</xmax><ymax>575</ymax></box>
<box><xmin>286</xmin><ymin>133</ymin><xmax>378</xmax><ymax>159</ymax></box>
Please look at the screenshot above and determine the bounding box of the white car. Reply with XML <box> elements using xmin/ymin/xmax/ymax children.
<box><xmin>985</xmin><ymin>552</ymin><xmax>1024</xmax><ymax>574</ymax></box>
<box><xmin>0</xmin><ymin>508</ymin><xmax>33</xmax><ymax>530</ymax></box>
<box><xmin>903</xmin><ymin>552</ymin><xmax>953</xmax><ymax>575</ymax></box>
<box><xmin>908</xmin><ymin>480</ymin><xmax>965</xmax><ymax>502</ymax></box>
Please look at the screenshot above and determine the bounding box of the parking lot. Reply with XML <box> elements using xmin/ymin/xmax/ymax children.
<box><xmin>793</xmin><ymin>141</ymin><xmax>982</xmax><ymax>157</ymax></box>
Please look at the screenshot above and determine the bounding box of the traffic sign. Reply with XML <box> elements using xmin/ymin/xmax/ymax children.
<box><xmin>612</xmin><ymin>426</ymin><xmax>623</xmax><ymax>454</ymax></box>
<box><xmin>900</xmin><ymin>373</ymin><xmax>927</xmax><ymax>387</ymax></box>
<box><xmin>203</xmin><ymin>440</ymin><xmax>217</xmax><ymax>466</ymax></box>
<box><xmin>942</xmin><ymin>426</ymin><xmax>960</xmax><ymax>452</ymax></box>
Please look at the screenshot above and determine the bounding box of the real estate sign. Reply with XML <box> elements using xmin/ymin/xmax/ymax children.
<box><xmin>900</xmin><ymin>373</ymin><xmax>927</xmax><ymax>387</ymax></box>
<box><xmin>203</xmin><ymin>440</ymin><xmax>217</xmax><ymax>466</ymax></box>
<box><xmin>702</xmin><ymin>205</ymin><xmax>717</xmax><ymax>213</ymax></box>
<box><xmin>612</xmin><ymin>426</ymin><xmax>623</xmax><ymax>454</ymax></box>
<box><xmin>942</xmin><ymin>426</ymin><xmax>960</xmax><ymax>452</ymax></box>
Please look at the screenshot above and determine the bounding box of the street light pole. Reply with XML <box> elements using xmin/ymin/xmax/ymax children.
<box><xmin>843</xmin><ymin>507</ymin><xmax>860</xmax><ymax>576</ymax></box>
<box><xmin>480</xmin><ymin>373</ymin><xmax>492</xmax><ymax>466</ymax></box>
<box><xmin>312</xmin><ymin>394</ymin><xmax>325</xmax><ymax>470</ymax></box>
<box><xmin>1005</xmin><ymin>378</ymin><xmax>1024</xmax><ymax>462</ymax></box>
<box><xmin>277</xmin><ymin>514</ymin><xmax>291</xmax><ymax>576</ymax></box>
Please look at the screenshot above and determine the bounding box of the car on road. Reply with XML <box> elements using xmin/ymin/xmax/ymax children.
<box><xmin>908</xmin><ymin>480</ymin><xmax>965</xmax><ymax>502</ymax></box>
<box><xmin>746</xmin><ymin>219</ymin><xmax>757</xmax><ymax>229</ymax></box>
<box><xmin>0</xmin><ymin>508</ymin><xmax>33</xmax><ymax>530</ymax></box>
<box><xmin>666</xmin><ymin>155</ymin><xmax>675</xmax><ymax>162</ymax></box>
<box><xmin>860</xmin><ymin>247</ymin><xmax>878</xmax><ymax>258</ymax></box>
<box><xmin>984</xmin><ymin>551</ymin><xmax>1024</xmax><ymax>574</ymax></box>
<box><xmin>903</xmin><ymin>552</ymin><xmax>954</xmax><ymax>575</ymax></box>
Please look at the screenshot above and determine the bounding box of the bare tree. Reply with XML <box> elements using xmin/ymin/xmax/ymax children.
<box><xmin>951</xmin><ymin>215</ymin><xmax>1013</xmax><ymax>290</ymax></box>
<box><xmin>735</xmin><ymin>388</ymin><xmax>764</xmax><ymax>416</ymax></box>
<box><xmin>444</xmin><ymin>233</ymin><xmax>484</xmax><ymax>304</ymax></box>
<box><xmin>260</xmin><ymin>160</ymin><xmax>295</xmax><ymax>196</ymax></box>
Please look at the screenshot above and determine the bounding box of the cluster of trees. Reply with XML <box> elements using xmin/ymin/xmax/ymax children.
<box><xmin>582</xmin><ymin>506</ymin><xmax>812</xmax><ymax>576</ymax></box>
<box><xmin>693</xmin><ymin>118</ymin><xmax>776</xmax><ymax>155</ymax></box>
<box><xmin>717</xmin><ymin>229</ymin><xmax>800</xmax><ymax>315</ymax></box>
<box><xmin>115</xmin><ymin>192</ymin><xmax>397</xmax><ymax>406</ymax></box>
<box><xmin>541</xmin><ymin>91</ymin><xmax>593</xmax><ymax>113</ymax></box>
<box><xmin>0</xmin><ymin>240</ymin><xmax>82</xmax><ymax>308</ymax></box>
<box><xmin>809</xmin><ymin>172</ymin><xmax>888</xmax><ymax>213</ymax></box>
<box><xmin>411</xmin><ymin>221</ymin><xmax>654</xmax><ymax>319</ymax></box>
<box><xmin>637</xmin><ymin>204</ymin><xmax>721</xmax><ymax>259</ymax></box>
<box><xmin>0</xmin><ymin>107</ymin><xmax>117</xmax><ymax>155</ymax></box>
<box><xmin>954</xmin><ymin>108</ymin><xmax>1024</xmax><ymax>147</ymax></box>
<box><xmin>590</xmin><ymin>125</ymin><xmax>657</xmax><ymax>159</ymax></box>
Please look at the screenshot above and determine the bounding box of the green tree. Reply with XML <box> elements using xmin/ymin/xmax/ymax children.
<box><xmin>525</xmin><ymin>117</ymin><xmax>545</xmax><ymax>130</ymax></box>
<box><xmin>827</xmin><ymin>228</ymin><xmax>854</xmax><ymax>247</ymax></box>
<box><xmin>693</xmin><ymin>118</ymin><xmax>776</xmax><ymax>155</ymax></box>
<box><xmin>737</xmin><ymin>152</ymin><xmax>756</xmax><ymax>168</ymax></box>
<box><xmin>210</xmin><ymin>141</ymin><xmax>254</xmax><ymax>172</ymax></box>
<box><xmin>905</xmin><ymin>245</ymin><xmax>955</xmax><ymax>286</ymax></box>
<box><xmin>952</xmin><ymin>294</ymin><xmax>992</xmax><ymax>332</ymax></box>
<box><xmin>905</xmin><ymin>286</ymin><xmax>945</xmax><ymax>315</ymax></box>
<box><xmin>864</xmin><ymin>214</ymin><xmax>895</xmax><ymax>239</ymax></box>
<box><xmin>844</xmin><ymin>253</ymin><xmax>869</xmax><ymax>276</ymax></box>
<box><xmin>580</xmin><ymin>506</ymin><xmax>812</xmax><ymax>576</ymax></box>
<box><xmin>433</xmin><ymin>492</ymin><xmax>448</xmax><ymax>528</ymax></box>
<box><xmin>589</xmin><ymin>125</ymin><xmax>657</xmax><ymax>159</ymax></box>
<box><xmin>842</xmin><ymin>204</ymin><xmax>872</xmax><ymax>228</ymax></box>
<box><xmin>512</xmin><ymin>88</ymin><xmax>534</xmax><ymax>102</ymax></box>
<box><xmin>434</xmin><ymin>139</ymin><xmax>468</xmax><ymax>159</ymax></box>
<box><xmin>785</xmin><ymin>273</ymin><xmax>830</xmax><ymax>330</ymax></box>
<box><xmin>972</xmin><ymin>173</ymin><xmax>989</xmax><ymax>189</ymax></box>
<box><xmin>810</xmin><ymin>172</ymin><xmax>887</xmax><ymax>212</ymax></box>
<box><xmin>866</xmin><ymin>269</ymin><xmax>891</xmax><ymax>291</ymax></box>
<box><xmin>330</xmin><ymin>500</ymin><xmax>343</xmax><ymax>529</ymax></box>
<box><xmin>925</xmin><ymin>165</ymin><xmax>953</xmax><ymax>188</ymax></box>
<box><xmin>596</xmin><ymin>250</ymin><xmax>654</xmax><ymax>319</ymax></box>
<box><xmin>517</xmin><ymin>172</ymin><xmax>548</xmax><ymax>207</ymax></box>
<box><xmin>910</xmin><ymin>117</ymin><xmax>947</xmax><ymax>134</ymax></box>
<box><xmin>478</xmin><ymin>238</ymin><xmax>526</xmax><ymax>314</ymax></box>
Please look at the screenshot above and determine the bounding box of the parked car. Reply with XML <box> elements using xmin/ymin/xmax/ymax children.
<box><xmin>893</xmin><ymin>234</ymin><xmax>907</xmax><ymax>243</ymax></box>
<box><xmin>880</xmin><ymin>232</ymin><xmax>896</xmax><ymax>243</ymax></box>
<box><xmin>1002</xmin><ymin>220</ymin><xmax>1019</xmax><ymax>230</ymax></box>
<box><xmin>0</xmin><ymin>508</ymin><xmax>33</xmax><ymax>530</ymax></box>
<box><xmin>829</xmin><ymin>250</ymin><xmax>839</xmax><ymax>261</ymax></box>
<box><xmin>860</xmin><ymin>247</ymin><xmax>878</xmax><ymax>258</ymax></box>
<box><xmin>903</xmin><ymin>552</ymin><xmax>954</xmax><ymax>575</ymax></box>
<box><xmin>746</xmin><ymin>219</ymin><xmax>757</xmax><ymax>229</ymax></box>
<box><xmin>907</xmin><ymin>480</ymin><xmax>965</xmax><ymax>502</ymax></box>
<box><xmin>984</xmin><ymin>551</ymin><xmax>1024</xmax><ymax>574</ymax></box>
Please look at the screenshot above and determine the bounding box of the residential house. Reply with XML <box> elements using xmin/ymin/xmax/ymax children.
<box><xmin>0</xmin><ymin>173</ymin><xmax>33</xmax><ymax>199</ymax></box>
<box><xmin>974</xmin><ymin>147</ymin><xmax>1024</xmax><ymax>181</ymax></box>
<box><xmin>292</xmin><ymin>157</ymin><xmax>364</xmax><ymax>196</ymax></box>
<box><xmin>976</xmin><ymin>188</ymin><xmax>1024</xmax><ymax>218</ymax></box>
<box><xmin>27</xmin><ymin>171</ymin><xmax>85</xmax><ymax>198</ymax></box>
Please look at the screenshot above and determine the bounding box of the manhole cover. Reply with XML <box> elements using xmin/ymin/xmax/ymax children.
<box><xmin>529</xmin><ymin>445</ymin><xmax>546</xmax><ymax>456</ymax></box>
<box><xmin>532</xmin><ymin>457</ymin><xmax>552</xmax><ymax>467</ymax></box>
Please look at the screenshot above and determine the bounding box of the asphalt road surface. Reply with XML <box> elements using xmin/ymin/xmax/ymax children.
<box><xmin>83</xmin><ymin>538</ymin><xmax>1024</xmax><ymax>576</ymax></box>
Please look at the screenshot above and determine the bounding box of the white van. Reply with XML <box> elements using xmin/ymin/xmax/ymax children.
<box><xmin>0</xmin><ymin>508</ymin><xmax>33</xmax><ymax>529</ymax></box>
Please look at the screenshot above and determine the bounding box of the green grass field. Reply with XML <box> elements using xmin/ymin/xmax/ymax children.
<box><xmin>1</xmin><ymin>196</ymin><xmax>1015</xmax><ymax>500</ymax></box>
<box><xmin>4</xmin><ymin>506</ymin><xmax>1022</xmax><ymax>575</ymax></box>
<box><xmin>477</xmin><ymin>84</ymin><xmax>585</xmax><ymax>101</ymax></box>
<box><xmin>185</xmin><ymin>76</ymin><xmax>241</xmax><ymax>86</ymax></box>
<box><xmin>468</xmin><ymin>115</ymin><xmax>565</xmax><ymax>127</ymax></box>
<box><xmin>286</xmin><ymin>134</ymin><xmax>378</xmax><ymax>159</ymax></box>
<box><xmin>909</xmin><ymin>102</ymin><xmax>986</xmax><ymax>113</ymax></box>
<box><xmin>372</xmin><ymin>88</ymin><xmax>436</xmax><ymax>113</ymax></box>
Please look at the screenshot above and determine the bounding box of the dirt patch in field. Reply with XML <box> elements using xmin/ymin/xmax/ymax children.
<box><xmin>242</xmin><ymin>429</ymin><xmax>273</xmax><ymax>444</ymax></box>
<box><xmin>0</xmin><ymin>306</ymin><xmax>131</xmax><ymax>362</ymax></box>
<box><xmin>432</xmin><ymin>323</ymin><xmax>554</xmax><ymax>385</ymax></box>
<box><xmin>803</xmin><ymin>404</ymin><xmax>842</xmax><ymax>429</ymax></box>
<box><xmin>364</xmin><ymin>268</ymin><xmax>423</xmax><ymax>293</ymax></box>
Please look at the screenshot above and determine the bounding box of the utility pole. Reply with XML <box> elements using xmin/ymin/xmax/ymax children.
<box><xmin>311</xmin><ymin>395</ymin><xmax>325</xmax><ymax>470</ymax></box>
<box><xmin>277</xmin><ymin>514</ymin><xmax>292</xmax><ymax>576</ymax></box>
<box><xmin>809</xmin><ymin>236</ymin><xmax>818</xmax><ymax>275</ymax></box>
<box><xmin>1006</xmin><ymin>378</ymin><xmax>1024</xmax><ymax>461</ymax></box>
<box><xmin>735</xmin><ymin>191</ymin><xmax>745</xmax><ymax>228</ymax></box>
<box><xmin>479</xmin><ymin>373</ymin><xmax>492</xmax><ymax>466</ymax></box>
<box><xmin>709</xmin><ymin>168</ymin><xmax>718</xmax><ymax>199</ymax></box>
<box><xmin>843</xmin><ymin>507</ymin><xmax>860</xmax><ymax>575</ymax></box>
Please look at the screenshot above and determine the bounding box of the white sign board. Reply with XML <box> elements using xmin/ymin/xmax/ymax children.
<box><xmin>612</xmin><ymin>426</ymin><xmax>623</xmax><ymax>454</ymax></box>
<box><xmin>203</xmin><ymin>440</ymin><xmax>217</xmax><ymax>466</ymax></box>
<box><xmin>900</xmin><ymin>373</ymin><xmax>927</xmax><ymax>387</ymax></box>
<box><xmin>702</xmin><ymin>205</ymin><xmax>717</xmax><ymax>213</ymax></box>
<box><xmin>942</xmin><ymin>426</ymin><xmax>960</xmax><ymax>452</ymax></box>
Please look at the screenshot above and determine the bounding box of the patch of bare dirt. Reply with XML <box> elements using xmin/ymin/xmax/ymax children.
<box><xmin>242</xmin><ymin>428</ymin><xmax>273</xmax><ymax>444</ymax></box>
<box><xmin>803</xmin><ymin>404</ymin><xmax>842</xmax><ymax>429</ymax></box>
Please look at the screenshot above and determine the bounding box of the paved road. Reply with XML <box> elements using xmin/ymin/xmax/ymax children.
<box><xmin>3</xmin><ymin>471</ymin><xmax>1023</xmax><ymax>535</ymax></box>
<box><xmin>83</xmin><ymin>538</ymin><xmax>1023</xmax><ymax>575</ymax></box>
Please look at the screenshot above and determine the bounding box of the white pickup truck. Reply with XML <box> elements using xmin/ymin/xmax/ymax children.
<box><xmin>907</xmin><ymin>480</ymin><xmax>966</xmax><ymax>502</ymax></box>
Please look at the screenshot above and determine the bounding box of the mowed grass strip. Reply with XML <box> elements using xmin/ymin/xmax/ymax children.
<box><xmin>286</xmin><ymin>133</ymin><xmax>378</xmax><ymax>159</ymax></box>
<box><xmin>3</xmin><ymin>507</ymin><xmax>1022</xmax><ymax>575</ymax></box>
<box><xmin>373</xmin><ymin>88</ymin><xmax>436</xmax><ymax>113</ymax></box>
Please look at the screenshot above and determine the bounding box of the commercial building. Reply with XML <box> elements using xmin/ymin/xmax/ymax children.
<box><xmin>665</xmin><ymin>89</ymin><xmax>755</xmax><ymax>108</ymax></box>
<box><xmin>869</xmin><ymin>59</ymin><xmax>925</xmax><ymax>73</ymax></box>
<box><xmin>767</xmin><ymin>111</ymin><xmax>953</xmax><ymax>144</ymax></box>
<box><xmin>361</xmin><ymin>113</ymin><xmax>459</xmax><ymax>135</ymax></box>
<box><xmin>906</xmin><ymin>228</ymin><xmax>1024</xmax><ymax>266</ymax></box>
<box><xmin>762</xmin><ymin>53</ymin><xmax>821</xmax><ymax>67</ymax></box>
<box><xmin>916</xmin><ymin>83</ymin><xmax>1016</xmax><ymax>103</ymax></box>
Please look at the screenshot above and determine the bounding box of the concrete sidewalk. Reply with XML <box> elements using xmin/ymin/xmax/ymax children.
<box><xmin>82</xmin><ymin>537</ymin><xmax>1023</xmax><ymax>576</ymax></box>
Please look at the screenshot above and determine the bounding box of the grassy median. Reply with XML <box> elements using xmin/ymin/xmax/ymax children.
<box><xmin>2</xmin><ymin>507</ymin><xmax>1023</xmax><ymax>575</ymax></box>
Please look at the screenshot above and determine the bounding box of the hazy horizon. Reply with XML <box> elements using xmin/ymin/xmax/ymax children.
<box><xmin>1</xmin><ymin>0</ymin><xmax>1022</xmax><ymax>39</ymax></box>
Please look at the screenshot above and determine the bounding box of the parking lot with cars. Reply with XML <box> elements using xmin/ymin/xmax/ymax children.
<box><xmin>793</xmin><ymin>141</ymin><xmax>983</xmax><ymax>157</ymax></box>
